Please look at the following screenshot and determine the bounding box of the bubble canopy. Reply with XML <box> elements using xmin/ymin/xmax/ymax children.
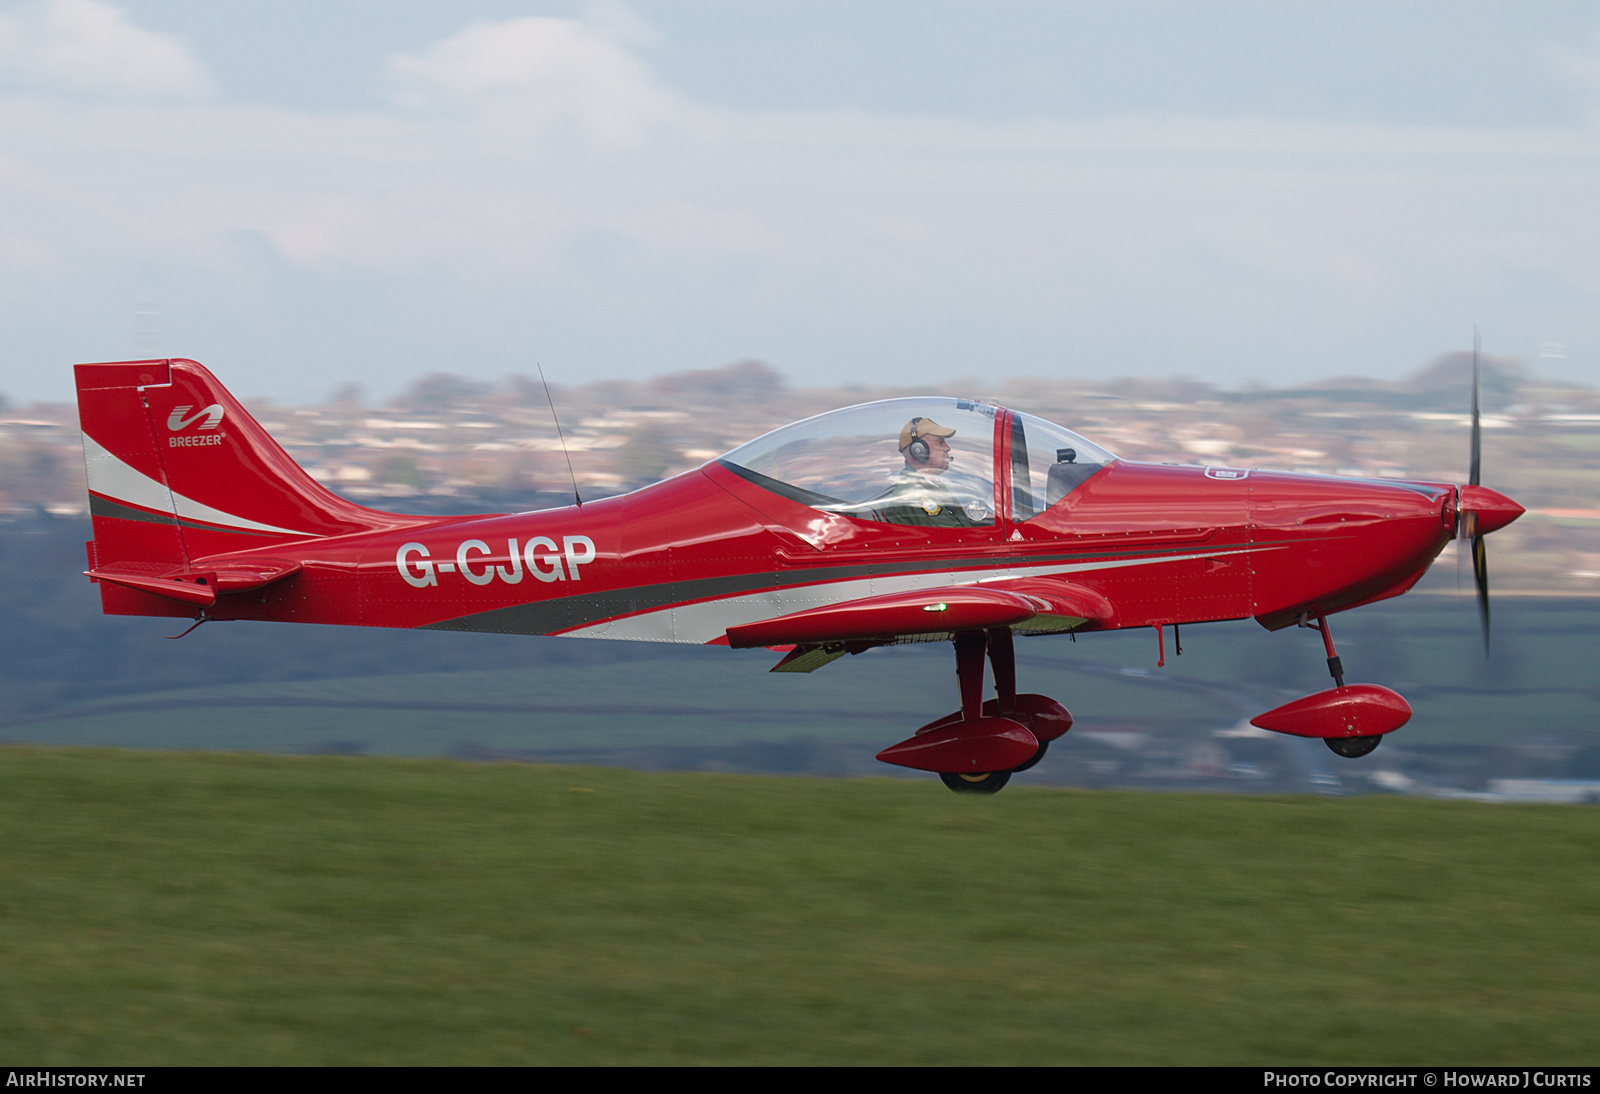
<box><xmin>718</xmin><ymin>397</ymin><xmax>1115</xmax><ymax>528</ymax></box>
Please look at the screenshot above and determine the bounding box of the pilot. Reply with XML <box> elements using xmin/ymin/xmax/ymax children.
<box><xmin>875</xmin><ymin>416</ymin><xmax>983</xmax><ymax>528</ymax></box>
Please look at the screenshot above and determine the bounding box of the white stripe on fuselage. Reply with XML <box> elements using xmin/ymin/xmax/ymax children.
<box><xmin>562</xmin><ymin>545</ymin><xmax>1275</xmax><ymax>644</ymax></box>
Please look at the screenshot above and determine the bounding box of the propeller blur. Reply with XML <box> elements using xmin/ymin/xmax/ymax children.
<box><xmin>74</xmin><ymin>358</ymin><xmax>1524</xmax><ymax>793</ymax></box>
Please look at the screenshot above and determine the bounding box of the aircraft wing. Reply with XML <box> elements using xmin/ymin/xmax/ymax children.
<box><xmin>724</xmin><ymin>577</ymin><xmax>1113</xmax><ymax>673</ymax></box>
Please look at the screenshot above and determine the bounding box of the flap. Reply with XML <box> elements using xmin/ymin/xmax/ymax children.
<box><xmin>769</xmin><ymin>644</ymin><xmax>851</xmax><ymax>673</ymax></box>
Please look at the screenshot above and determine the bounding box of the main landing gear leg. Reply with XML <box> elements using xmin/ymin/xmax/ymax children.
<box><xmin>988</xmin><ymin>628</ymin><xmax>1017</xmax><ymax>715</ymax></box>
<box><xmin>1304</xmin><ymin>613</ymin><xmax>1382</xmax><ymax>759</ymax></box>
<box><xmin>939</xmin><ymin>632</ymin><xmax>1014</xmax><ymax>794</ymax></box>
<box><xmin>955</xmin><ymin>631</ymin><xmax>986</xmax><ymax>722</ymax></box>
<box><xmin>879</xmin><ymin>627</ymin><xmax>1067</xmax><ymax>793</ymax></box>
<box><xmin>1310</xmin><ymin>612</ymin><xmax>1345</xmax><ymax>687</ymax></box>
<box><xmin>986</xmin><ymin>629</ymin><xmax>1049</xmax><ymax>774</ymax></box>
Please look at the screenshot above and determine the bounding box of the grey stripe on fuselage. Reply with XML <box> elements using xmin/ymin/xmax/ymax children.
<box><xmin>420</xmin><ymin>538</ymin><xmax>1314</xmax><ymax>637</ymax></box>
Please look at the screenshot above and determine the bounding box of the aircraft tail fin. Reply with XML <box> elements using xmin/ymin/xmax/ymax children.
<box><xmin>76</xmin><ymin>358</ymin><xmax>421</xmax><ymax>579</ymax></box>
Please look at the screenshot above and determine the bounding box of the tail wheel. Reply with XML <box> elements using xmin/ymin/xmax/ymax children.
<box><xmin>939</xmin><ymin>770</ymin><xmax>1012</xmax><ymax>794</ymax></box>
<box><xmin>1326</xmin><ymin>735</ymin><xmax>1382</xmax><ymax>758</ymax></box>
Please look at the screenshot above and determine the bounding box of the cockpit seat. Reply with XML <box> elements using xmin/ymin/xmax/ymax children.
<box><xmin>1045</xmin><ymin>452</ymin><xmax>1100</xmax><ymax>507</ymax></box>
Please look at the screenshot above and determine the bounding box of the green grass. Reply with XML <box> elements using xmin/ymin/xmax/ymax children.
<box><xmin>2</xmin><ymin>747</ymin><xmax>1598</xmax><ymax>1064</ymax></box>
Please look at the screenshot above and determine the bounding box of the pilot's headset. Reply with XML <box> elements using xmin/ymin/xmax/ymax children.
<box><xmin>906</xmin><ymin>418</ymin><xmax>931</xmax><ymax>462</ymax></box>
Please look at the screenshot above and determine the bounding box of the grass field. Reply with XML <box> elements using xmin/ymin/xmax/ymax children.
<box><xmin>2</xmin><ymin>747</ymin><xmax>1597</xmax><ymax>1065</ymax></box>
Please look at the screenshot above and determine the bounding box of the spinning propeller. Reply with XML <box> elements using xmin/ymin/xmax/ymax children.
<box><xmin>1457</xmin><ymin>330</ymin><xmax>1526</xmax><ymax>653</ymax></box>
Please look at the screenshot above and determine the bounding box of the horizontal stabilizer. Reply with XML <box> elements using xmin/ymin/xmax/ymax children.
<box><xmin>202</xmin><ymin>560</ymin><xmax>303</xmax><ymax>593</ymax></box>
<box><xmin>85</xmin><ymin>569</ymin><xmax>217</xmax><ymax>606</ymax></box>
<box><xmin>86</xmin><ymin>559</ymin><xmax>302</xmax><ymax>608</ymax></box>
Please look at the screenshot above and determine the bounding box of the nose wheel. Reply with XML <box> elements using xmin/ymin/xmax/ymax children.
<box><xmin>1295</xmin><ymin>613</ymin><xmax>1395</xmax><ymax>760</ymax></box>
<box><xmin>940</xmin><ymin>770</ymin><xmax>1012</xmax><ymax>794</ymax></box>
<box><xmin>1326</xmin><ymin>735</ymin><xmax>1381</xmax><ymax>758</ymax></box>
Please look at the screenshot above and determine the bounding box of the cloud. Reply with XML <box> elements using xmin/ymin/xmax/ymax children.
<box><xmin>1</xmin><ymin>4</ymin><xmax>1599</xmax><ymax>401</ymax></box>
<box><xmin>382</xmin><ymin>15</ymin><xmax>684</xmax><ymax>144</ymax></box>
<box><xmin>0</xmin><ymin>0</ymin><xmax>212</xmax><ymax>98</ymax></box>
<box><xmin>1548</xmin><ymin>32</ymin><xmax>1600</xmax><ymax>122</ymax></box>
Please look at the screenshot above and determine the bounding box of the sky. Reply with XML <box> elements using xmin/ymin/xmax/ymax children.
<box><xmin>2</xmin><ymin>1</ymin><xmax>1600</xmax><ymax>403</ymax></box>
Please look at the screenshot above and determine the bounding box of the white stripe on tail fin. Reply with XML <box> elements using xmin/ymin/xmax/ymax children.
<box><xmin>76</xmin><ymin>358</ymin><xmax>429</xmax><ymax>573</ymax></box>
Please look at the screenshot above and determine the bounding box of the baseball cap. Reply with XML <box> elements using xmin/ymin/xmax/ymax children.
<box><xmin>898</xmin><ymin>416</ymin><xmax>957</xmax><ymax>451</ymax></box>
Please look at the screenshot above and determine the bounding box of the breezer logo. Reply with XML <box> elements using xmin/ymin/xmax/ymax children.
<box><xmin>167</xmin><ymin>404</ymin><xmax>225</xmax><ymax>432</ymax></box>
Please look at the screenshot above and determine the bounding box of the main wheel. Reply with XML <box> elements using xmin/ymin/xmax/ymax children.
<box><xmin>1326</xmin><ymin>735</ymin><xmax>1382</xmax><ymax>758</ymax></box>
<box><xmin>1009</xmin><ymin>739</ymin><xmax>1050</xmax><ymax>774</ymax></box>
<box><xmin>939</xmin><ymin>770</ymin><xmax>1012</xmax><ymax>794</ymax></box>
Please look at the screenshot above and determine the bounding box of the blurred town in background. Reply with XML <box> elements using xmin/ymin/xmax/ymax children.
<box><xmin>2</xmin><ymin>354</ymin><xmax>1598</xmax><ymax>802</ymax></box>
<box><xmin>7</xmin><ymin>352</ymin><xmax>1598</xmax><ymax>591</ymax></box>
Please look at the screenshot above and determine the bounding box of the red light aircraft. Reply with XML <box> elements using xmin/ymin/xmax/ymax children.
<box><xmin>74</xmin><ymin>357</ymin><xmax>1523</xmax><ymax>793</ymax></box>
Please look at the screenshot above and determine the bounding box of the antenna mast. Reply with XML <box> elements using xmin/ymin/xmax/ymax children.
<box><xmin>538</xmin><ymin>364</ymin><xmax>582</xmax><ymax>508</ymax></box>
